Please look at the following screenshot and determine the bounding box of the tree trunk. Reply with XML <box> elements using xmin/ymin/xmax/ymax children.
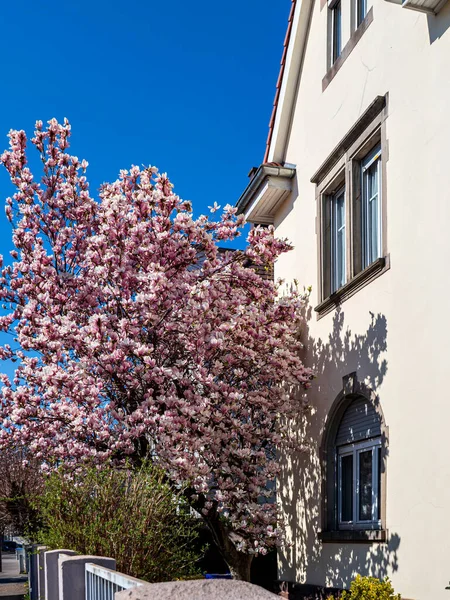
<box><xmin>203</xmin><ymin>512</ymin><xmax>254</xmax><ymax>582</ymax></box>
<box><xmin>182</xmin><ymin>488</ymin><xmax>254</xmax><ymax>582</ymax></box>
<box><xmin>224</xmin><ymin>548</ymin><xmax>253</xmax><ymax>581</ymax></box>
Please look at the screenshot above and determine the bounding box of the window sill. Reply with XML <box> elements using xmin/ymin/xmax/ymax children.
<box><xmin>322</xmin><ymin>8</ymin><xmax>374</xmax><ymax>92</ymax></box>
<box><xmin>319</xmin><ymin>529</ymin><xmax>387</xmax><ymax>543</ymax></box>
<box><xmin>315</xmin><ymin>255</ymin><xmax>390</xmax><ymax>319</ymax></box>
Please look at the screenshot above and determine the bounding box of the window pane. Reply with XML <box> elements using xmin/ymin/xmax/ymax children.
<box><xmin>331</xmin><ymin>188</ymin><xmax>346</xmax><ymax>292</ymax></box>
<box><xmin>341</xmin><ymin>454</ymin><xmax>353</xmax><ymax>522</ymax></box>
<box><xmin>357</xmin><ymin>0</ymin><xmax>367</xmax><ymax>26</ymax></box>
<box><xmin>368</xmin><ymin>205</ymin><xmax>379</xmax><ymax>262</ymax></box>
<box><xmin>368</xmin><ymin>160</ymin><xmax>378</xmax><ymax>198</ymax></box>
<box><xmin>377</xmin><ymin>447</ymin><xmax>381</xmax><ymax>520</ymax></box>
<box><xmin>336</xmin><ymin>191</ymin><xmax>346</xmax><ymax>230</ymax></box>
<box><xmin>362</xmin><ymin>151</ymin><xmax>381</xmax><ymax>267</ymax></box>
<box><xmin>333</xmin><ymin>2</ymin><xmax>342</xmax><ymax>62</ymax></box>
<box><xmin>359</xmin><ymin>450</ymin><xmax>373</xmax><ymax>521</ymax></box>
<box><xmin>336</xmin><ymin>192</ymin><xmax>345</xmax><ymax>288</ymax></box>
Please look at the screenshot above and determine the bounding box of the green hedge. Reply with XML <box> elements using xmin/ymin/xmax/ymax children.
<box><xmin>35</xmin><ymin>462</ymin><xmax>204</xmax><ymax>582</ymax></box>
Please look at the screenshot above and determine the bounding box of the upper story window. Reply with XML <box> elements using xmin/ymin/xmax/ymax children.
<box><xmin>312</xmin><ymin>96</ymin><xmax>389</xmax><ymax>318</ymax></box>
<box><xmin>331</xmin><ymin>185</ymin><xmax>346</xmax><ymax>292</ymax></box>
<box><xmin>322</xmin><ymin>142</ymin><xmax>382</xmax><ymax>300</ymax></box>
<box><xmin>323</xmin><ymin>0</ymin><xmax>374</xmax><ymax>90</ymax></box>
<box><xmin>362</xmin><ymin>145</ymin><xmax>382</xmax><ymax>268</ymax></box>
<box><xmin>330</xmin><ymin>0</ymin><xmax>342</xmax><ymax>63</ymax></box>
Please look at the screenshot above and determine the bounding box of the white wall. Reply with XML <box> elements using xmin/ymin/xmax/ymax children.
<box><xmin>273</xmin><ymin>0</ymin><xmax>450</xmax><ymax>598</ymax></box>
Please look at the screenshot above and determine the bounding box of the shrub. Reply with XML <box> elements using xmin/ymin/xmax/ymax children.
<box><xmin>0</xmin><ymin>447</ymin><xmax>43</xmax><ymax>535</ymax></box>
<box><xmin>35</xmin><ymin>462</ymin><xmax>204</xmax><ymax>582</ymax></box>
<box><xmin>337</xmin><ymin>575</ymin><xmax>401</xmax><ymax>599</ymax></box>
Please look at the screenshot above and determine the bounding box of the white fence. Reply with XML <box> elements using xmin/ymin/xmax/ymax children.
<box><xmin>85</xmin><ymin>563</ymin><xmax>144</xmax><ymax>600</ymax></box>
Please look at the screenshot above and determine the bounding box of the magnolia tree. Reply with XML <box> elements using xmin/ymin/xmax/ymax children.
<box><xmin>0</xmin><ymin>119</ymin><xmax>313</xmax><ymax>580</ymax></box>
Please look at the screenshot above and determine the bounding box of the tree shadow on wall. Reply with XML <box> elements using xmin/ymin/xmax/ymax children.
<box><xmin>277</xmin><ymin>306</ymin><xmax>401</xmax><ymax>599</ymax></box>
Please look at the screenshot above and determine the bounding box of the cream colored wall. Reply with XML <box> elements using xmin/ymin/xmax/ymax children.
<box><xmin>274</xmin><ymin>1</ymin><xmax>450</xmax><ymax>598</ymax></box>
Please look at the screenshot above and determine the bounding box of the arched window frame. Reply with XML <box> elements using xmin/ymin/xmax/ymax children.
<box><xmin>319</xmin><ymin>372</ymin><xmax>388</xmax><ymax>543</ymax></box>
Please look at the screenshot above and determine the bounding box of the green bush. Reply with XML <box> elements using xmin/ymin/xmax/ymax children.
<box><xmin>337</xmin><ymin>575</ymin><xmax>401</xmax><ymax>599</ymax></box>
<box><xmin>35</xmin><ymin>462</ymin><xmax>204</xmax><ymax>582</ymax></box>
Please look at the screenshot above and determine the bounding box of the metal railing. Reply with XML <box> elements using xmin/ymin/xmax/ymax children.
<box><xmin>85</xmin><ymin>563</ymin><xmax>144</xmax><ymax>600</ymax></box>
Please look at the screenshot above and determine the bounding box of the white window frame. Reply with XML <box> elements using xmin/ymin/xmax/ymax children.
<box><xmin>361</xmin><ymin>144</ymin><xmax>382</xmax><ymax>269</ymax></box>
<box><xmin>330</xmin><ymin>185</ymin><xmax>346</xmax><ymax>293</ymax></box>
<box><xmin>337</xmin><ymin>437</ymin><xmax>381</xmax><ymax>530</ymax></box>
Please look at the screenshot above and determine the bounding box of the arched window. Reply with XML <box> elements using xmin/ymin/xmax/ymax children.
<box><xmin>320</xmin><ymin>376</ymin><xmax>387</xmax><ymax>541</ymax></box>
<box><xmin>336</xmin><ymin>397</ymin><xmax>381</xmax><ymax>528</ymax></box>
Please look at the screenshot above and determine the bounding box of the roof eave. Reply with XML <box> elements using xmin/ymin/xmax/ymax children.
<box><xmin>236</xmin><ymin>164</ymin><xmax>296</xmax><ymax>224</ymax></box>
<box><xmin>265</xmin><ymin>0</ymin><xmax>314</xmax><ymax>164</ymax></box>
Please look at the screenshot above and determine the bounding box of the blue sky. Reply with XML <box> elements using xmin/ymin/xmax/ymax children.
<box><xmin>0</xmin><ymin>0</ymin><xmax>290</xmax><ymax>254</ymax></box>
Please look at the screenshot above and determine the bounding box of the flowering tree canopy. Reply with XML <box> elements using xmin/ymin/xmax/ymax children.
<box><xmin>0</xmin><ymin>119</ymin><xmax>313</xmax><ymax>579</ymax></box>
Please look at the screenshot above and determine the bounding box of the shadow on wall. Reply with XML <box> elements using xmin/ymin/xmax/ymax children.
<box><xmin>427</xmin><ymin>1</ymin><xmax>450</xmax><ymax>44</ymax></box>
<box><xmin>278</xmin><ymin>306</ymin><xmax>400</xmax><ymax>595</ymax></box>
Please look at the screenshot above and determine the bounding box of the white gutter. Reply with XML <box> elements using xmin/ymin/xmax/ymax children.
<box><xmin>236</xmin><ymin>164</ymin><xmax>296</xmax><ymax>217</ymax></box>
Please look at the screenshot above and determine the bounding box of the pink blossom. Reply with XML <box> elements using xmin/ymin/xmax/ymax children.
<box><xmin>0</xmin><ymin>119</ymin><xmax>314</xmax><ymax>567</ymax></box>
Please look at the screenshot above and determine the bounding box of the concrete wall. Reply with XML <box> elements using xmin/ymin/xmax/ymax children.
<box><xmin>45</xmin><ymin>550</ymin><xmax>77</xmax><ymax>600</ymax></box>
<box><xmin>59</xmin><ymin>555</ymin><xmax>116</xmax><ymax>600</ymax></box>
<box><xmin>28</xmin><ymin>545</ymin><xmax>41</xmax><ymax>600</ymax></box>
<box><xmin>38</xmin><ymin>546</ymin><xmax>47</xmax><ymax>600</ymax></box>
<box><xmin>115</xmin><ymin>580</ymin><xmax>279</xmax><ymax>599</ymax></box>
<box><xmin>271</xmin><ymin>0</ymin><xmax>450</xmax><ymax>599</ymax></box>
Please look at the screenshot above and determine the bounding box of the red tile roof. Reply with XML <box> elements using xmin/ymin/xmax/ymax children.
<box><xmin>264</xmin><ymin>0</ymin><xmax>297</xmax><ymax>163</ymax></box>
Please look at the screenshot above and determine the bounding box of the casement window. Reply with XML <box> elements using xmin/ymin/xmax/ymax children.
<box><xmin>331</xmin><ymin>186</ymin><xmax>346</xmax><ymax>292</ymax></box>
<box><xmin>323</xmin><ymin>0</ymin><xmax>373</xmax><ymax>91</ymax></box>
<box><xmin>320</xmin><ymin>382</ymin><xmax>387</xmax><ymax>543</ymax></box>
<box><xmin>313</xmin><ymin>96</ymin><xmax>389</xmax><ymax>317</ymax></box>
<box><xmin>338</xmin><ymin>439</ymin><xmax>381</xmax><ymax>528</ymax></box>
<box><xmin>320</xmin><ymin>149</ymin><xmax>382</xmax><ymax>299</ymax></box>
<box><xmin>361</xmin><ymin>145</ymin><xmax>382</xmax><ymax>268</ymax></box>
<box><xmin>336</xmin><ymin>397</ymin><xmax>382</xmax><ymax>532</ymax></box>
<box><xmin>330</xmin><ymin>0</ymin><xmax>342</xmax><ymax>63</ymax></box>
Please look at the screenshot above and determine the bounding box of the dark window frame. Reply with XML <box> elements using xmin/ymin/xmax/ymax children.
<box><xmin>338</xmin><ymin>437</ymin><xmax>382</xmax><ymax>529</ymax></box>
<box><xmin>330</xmin><ymin>0</ymin><xmax>342</xmax><ymax>64</ymax></box>
<box><xmin>323</xmin><ymin>7</ymin><xmax>374</xmax><ymax>92</ymax></box>
<box><xmin>314</xmin><ymin>95</ymin><xmax>389</xmax><ymax>319</ymax></box>
<box><xmin>318</xmin><ymin>373</ymin><xmax>388</xmax><ymax>544</ymax></box>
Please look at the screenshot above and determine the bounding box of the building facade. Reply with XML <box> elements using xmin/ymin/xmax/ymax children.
<box><xmin>237</xmin><ymin>0</ymin><xmax>450</xmax><ymax>598</ymax></box>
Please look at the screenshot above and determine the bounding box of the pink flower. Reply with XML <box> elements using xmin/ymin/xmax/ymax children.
<box><xmin>0</xmin><ymin>118</ymin><xmax>314</xmax><ymax>560</ymax></box>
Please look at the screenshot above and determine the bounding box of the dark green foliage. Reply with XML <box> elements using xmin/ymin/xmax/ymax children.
<box><xmin>0</xmin><ymin>447</ymin><xmax>43</xmax><ymax>535</ymax></box>
<box><xmin>35</xmin><ymin>462</ymin><xmax>204</xmax><ymax>582</ymax></box>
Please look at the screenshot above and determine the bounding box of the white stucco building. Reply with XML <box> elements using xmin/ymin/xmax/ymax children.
<box><xmin>236</xmin><ymin>0</ymin><xmax>450</xmax><ymax>598</ymax></box>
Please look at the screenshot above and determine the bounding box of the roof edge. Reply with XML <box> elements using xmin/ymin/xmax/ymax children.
<box><xmin>264</xmin><ymin>0</ymin><xmax>314</xmax><ymax>164</ymax></box>
<box><xmin>236</xmin><ymin>163</ymin><xmax>296</xmax><ymax>218</ymax></box>
<box><xmin>264</xmin><ymin>0</ymin><xmax>297</xmax><ymax>163</ymax></box>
